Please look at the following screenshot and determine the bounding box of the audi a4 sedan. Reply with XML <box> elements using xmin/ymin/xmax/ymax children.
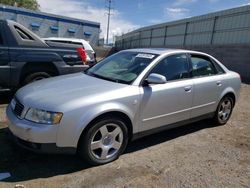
<box><xmin>6</xmin><ymin>48</ymin><xmax>241</xmax><ymax>165</ymax></box>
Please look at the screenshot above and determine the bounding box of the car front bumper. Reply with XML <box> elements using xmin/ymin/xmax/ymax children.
<box><xmin>6</xmin><ymin>105</ymin><xmax>76</xmax><ymax>154</ymax></box>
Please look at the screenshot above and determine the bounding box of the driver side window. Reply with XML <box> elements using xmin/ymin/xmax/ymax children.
<box><xmin>149</xmin><ymin>54</ymin><xmax>189</xmax><ymax>81</ymax></box>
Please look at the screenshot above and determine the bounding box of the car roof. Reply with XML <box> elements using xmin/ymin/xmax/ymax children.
<box><xmin>123</xmin><ymin>48</ymin><xmax>206</xmax><ymax>55</ymax></box>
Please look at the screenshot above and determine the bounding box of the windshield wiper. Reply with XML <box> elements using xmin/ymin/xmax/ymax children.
<box><xmin>87</xmin><ymin>72</ymin><xmax>120</xmax><ymax>83</ymax></box>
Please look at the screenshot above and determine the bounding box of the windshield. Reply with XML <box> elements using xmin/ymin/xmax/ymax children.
<box><xmin>85</xmin><ymin>51</ymin><xmax>158</xmax><ymax>84</ymax></box>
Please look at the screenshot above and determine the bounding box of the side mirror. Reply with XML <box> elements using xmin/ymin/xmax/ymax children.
<box><xmin>145</xmin><ymin>73</ymin><xmax>167</xmax><ymax>85</ymax></box>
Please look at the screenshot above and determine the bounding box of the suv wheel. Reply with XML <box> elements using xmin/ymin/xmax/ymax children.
<box><xmin>214</xmin><ymin>96</ymin><xmax>233</xmax><ymax>125</ymax></box>
<box><xmin>24</xmin><ymin>72</ymin><xmax>51</xmax><ymax>85</ymax></box>
<box><xmin>78</xmin><ymin>117</ymin><xmax>128</xmax><ymax>165</ymax></box>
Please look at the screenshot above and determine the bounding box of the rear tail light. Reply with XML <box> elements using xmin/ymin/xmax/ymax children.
<box><xmin>77</xmin><ymin>48</ymin><xmax>86</xmax><ymax>65</ymax></box>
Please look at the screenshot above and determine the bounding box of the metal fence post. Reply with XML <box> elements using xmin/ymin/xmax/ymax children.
<box><xmin>210</xmin><ymin>16</ymin><xmax>218</xmax><ymax>45</ymax></box>
<box><xmin>130</xmin><ymin>36</ymin><xmax>132</xmax><ymax>49</ymax></box>
<box><xmin>122</xmin><ymin>38</ymin><xmax>124</xmax><ymax>49</ymax></box>
<box><xmin>149</xmin><ymin>29</ymin><xmax>153</xmax><ymax>47</ymax></box>
<box><xmin>138</xmin><ymin>31</ymin><xmax>141</xmax><ymax>48</ymax></box>
<box><xmin>164</xmin><ymin>26</ymin><xmax>168</xmax><ymax>46</ymax></box>
<box><xmin>183</xmin><ymin>22</ymin><xmax>189</xmax><ymax>46</ymax></box>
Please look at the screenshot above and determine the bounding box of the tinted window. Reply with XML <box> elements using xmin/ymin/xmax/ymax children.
<box><xmin>150</xmin><ymin>54</ymin><xmax>189</xmax><ymax>81</ymax></box>
<box><xmin>190</xmin><ymin>55</ymin><xmax>217</xmax><ymax>77</ymax></box>
<box><xmin>212</xmin><ymin>59</ymin><xmax>225</xmax><ymax>74</ymax></box>
<box><xmin>15</xmin><ymin>26</ymin><xmax>33</xmax><ymax>40</ymax></box>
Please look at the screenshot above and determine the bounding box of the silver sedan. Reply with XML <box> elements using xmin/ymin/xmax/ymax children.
<box><xmin>6</xmin><ymin>48</ymin><xmax>241</xmax><ymax>165</ymax></box>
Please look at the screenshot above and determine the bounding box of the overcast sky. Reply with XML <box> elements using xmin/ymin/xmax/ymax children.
<box><xmin>37</xmin><ymin>0</ymin><xmax>250</xmax><ymax>41</ymax></box>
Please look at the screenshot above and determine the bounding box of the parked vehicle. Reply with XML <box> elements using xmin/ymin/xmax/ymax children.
<box><xmin>43</xmin><ymin>37</ymin><xmax>96</xmax><ymax>65</ymax></box>
<box><xmin>6</xmin><ymin>48</ymin><xmax>241</xmax><ymax>165</ymax></box>
<box><xmin>0</xmin><ymin>19</ymin><xmax>88</xmax><ymax>92</ymax></box>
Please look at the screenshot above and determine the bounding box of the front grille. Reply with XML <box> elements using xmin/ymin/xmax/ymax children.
<box><xmin>13</xmin><ymin>99</ymin><xmax>24</xmax><ymax>118</ymax></box>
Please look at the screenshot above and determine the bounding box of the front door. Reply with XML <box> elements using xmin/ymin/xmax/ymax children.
<box><xmin>139</xmin><ymin>54</ymin><xmax>193</xmax><ymax>132</ymax></box>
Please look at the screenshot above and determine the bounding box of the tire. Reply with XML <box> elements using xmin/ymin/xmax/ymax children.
<box><xmin>78</xmin><ymin>117</ymin><xmax>129</xmax><ymax>165</ymax></box>
<box><xmin>23</xmin><ymin>72</ymin><xmax>51</xmax><ymax>85</ymax></box>
<box><xmin>214</xmin><ymin>96</ymin><xmax>234</xmax><ymax>125</ymax></box>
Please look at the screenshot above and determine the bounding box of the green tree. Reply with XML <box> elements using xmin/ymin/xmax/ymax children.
<box><xmin>0</xmin><ymin>0</ymin><xmax>40</xmax><ymax>11</ymax></box>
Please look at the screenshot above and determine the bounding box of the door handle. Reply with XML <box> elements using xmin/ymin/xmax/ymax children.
<box><xmin>184</xmin><ymin>86</ymin><xmax>192</xmax><ymax>92</ymax></box>
<box><xmin>216</xmin><ymin>81</ymin><xmax>222</xmax><ymax>86</ymax></box>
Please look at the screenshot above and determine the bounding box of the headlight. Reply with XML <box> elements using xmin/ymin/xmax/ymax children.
<box><xmin>10</xmin><ymin>98</ymin><xmax>16</xmax><ymax>110</ymax></box>
<box><xmin>25</xmin><ymin>108</ymin><xmax>63</xmax><ymax>125</ymax></box>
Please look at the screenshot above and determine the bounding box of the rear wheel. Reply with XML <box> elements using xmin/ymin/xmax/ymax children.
<box><xmin>23</xmin><ymin>72</ymin><xmax>51</xmax><ymax>85</ymax></box>
<box><xmin>78</xmin><ymin>117</ymin><xmax>128</xmax><ymax>165</ymax></box>
<box><xmin>214</xmin><ymin>96</ymin><xmax>234</xmax><ymax>125</ymax></box>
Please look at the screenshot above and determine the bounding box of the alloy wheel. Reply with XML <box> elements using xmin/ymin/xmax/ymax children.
<box><xmin>218</xmin><ymin>98</ymin><xmax>232</xmax><ymax>122</ymax></box>
<box><xmin>90</xmin><ymin>123</ymin><xmax>123</xmax><ymax>160</ymax></box>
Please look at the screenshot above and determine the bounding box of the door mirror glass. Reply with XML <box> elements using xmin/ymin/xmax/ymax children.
<box><xmin>146</xmin><ymin>73</ymin><xmax>167</xmax><ymax>84</ymax></box>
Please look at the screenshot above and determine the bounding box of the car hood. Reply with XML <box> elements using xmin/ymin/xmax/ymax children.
<box><xmin>16</xmin><ymin>73</ymin><xmax>128</xmax><ymax>111</ymax></box>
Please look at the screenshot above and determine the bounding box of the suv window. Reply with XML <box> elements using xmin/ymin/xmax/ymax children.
<box><xmin>150</xmin><ymin>54</ymin><xmax>189</xmax><ymax>81</ymax></box>
<box><xmin>190</xmin><ymin>55</ymin><xmax>217</xmax><ymax>77</ymax></box>
<box><xmin>14</xmin><ymin>26</ymin><xmax>33</xmax><ymax>40</ymax></box>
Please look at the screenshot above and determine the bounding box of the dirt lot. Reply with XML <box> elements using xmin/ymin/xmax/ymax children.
<box><xmin>0</xmin><ymin>85</ymin><xmax>249</xmax><ymax>188</ymax></box>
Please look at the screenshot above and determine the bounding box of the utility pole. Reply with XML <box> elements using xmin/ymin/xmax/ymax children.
<box><xmin>106</xmin><ymin>0</ymin><xmax>113</xmax><ymax>45</ymax></box>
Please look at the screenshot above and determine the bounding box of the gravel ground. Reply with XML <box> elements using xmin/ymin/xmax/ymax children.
<box><xmin>0</xmin><ymin>84</ymin><xmax>249</xmax><ymax>188</ymax></box>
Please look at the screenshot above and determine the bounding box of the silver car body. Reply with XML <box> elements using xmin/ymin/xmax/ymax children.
<box><xmin>6</xmin><ymin>49</ymin><xmax>241</xmax><ymax>152</ymax></box>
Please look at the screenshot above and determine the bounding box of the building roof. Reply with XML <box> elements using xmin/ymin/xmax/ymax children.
<box><xmin>0</xmin><ymin>4</ymin><xmax>100</xmax><ymax>28</ymax></box>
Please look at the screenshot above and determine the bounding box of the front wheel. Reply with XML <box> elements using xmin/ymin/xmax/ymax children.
<box><xmin>214</xmin><ymin>96</ymin><xmax>234</xmax><ymax>125</ymax></box>
<box><xmin>78</xmin><ymin>117</ymin><xmax>129</xmax><ymax>165</ymax></box>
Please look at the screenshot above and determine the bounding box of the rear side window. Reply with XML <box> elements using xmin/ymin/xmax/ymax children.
<box><xmin>15</xmin><ymin>26</ymin><xmax>34</xmax><ymax>40</ymax></box>
<box><xmin>150</xmin><ymin>54</ymin><xmax>189</xmax><ymax>81</ymax></box>
<box><xmin>212</xmin><ymin>59</ymin><xmax>225</xmax><ymax>74</ymax></box>
<box><xmin>190</xmin><ymin>55</ymin><xmax>217</xmax><ymax>77</ymax></box>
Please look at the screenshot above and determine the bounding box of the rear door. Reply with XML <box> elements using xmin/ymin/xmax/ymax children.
<box><xmin>189</xmin><ymin>53</ymin><xmax>226</xmax><ymax>118</ymax></box>
<box><xmin>0</xmin><ymin>22</ymin><xmax>10</xmax><ymax>88</ymax></box>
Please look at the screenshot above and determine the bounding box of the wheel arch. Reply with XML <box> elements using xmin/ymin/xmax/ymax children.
<box><xmin>77</xmin><ymin>110</ymin><xmax>133</xmax><ymax>149</ymax></box>
<box><xmin>219</xmin><ymin>87</ymin><xmax>236</xmax><ymax>107</ymax></box>
<box><xmin>221</xmin><ymin>92</ymin><xmax>236</xmax><ymax>107</ymax></box>
<box><xmin>20</xmin><ymin>61</ymin><xmax>59</xmax><ymax>84</ymax></box>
